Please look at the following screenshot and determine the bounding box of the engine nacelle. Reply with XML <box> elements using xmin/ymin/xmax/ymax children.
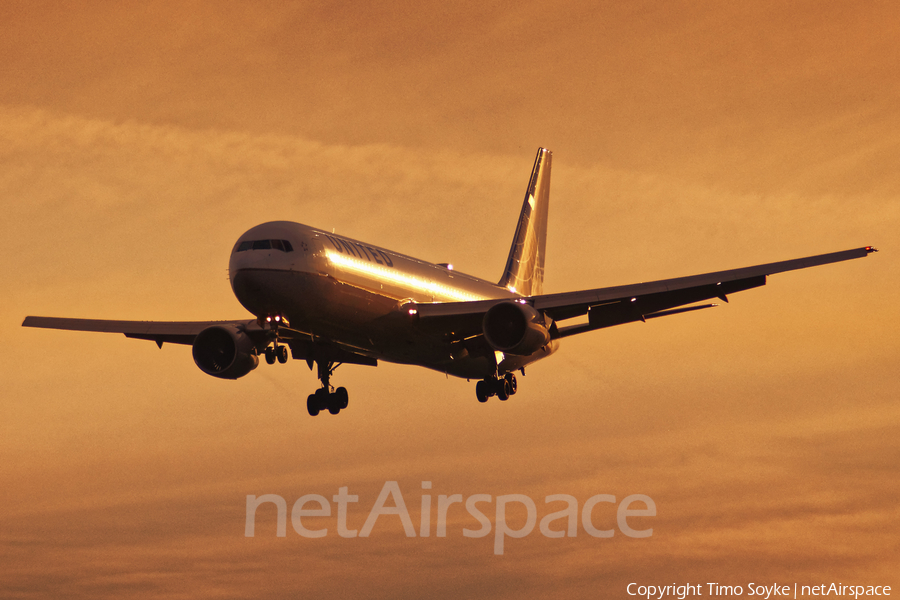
<box><xmin>482</xmin><ymin>301</ymin><xmax>551</xmax><ymax>356</ymax></box>
<box><xmin>192</xmin><ymin>325</ymin><xmax>260</xmax><ymax>379</ymax></box>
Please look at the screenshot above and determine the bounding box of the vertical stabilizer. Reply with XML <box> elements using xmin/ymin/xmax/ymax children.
<box><xmin>498</xmin><ymin>148</ymin><xmax>552</xmax><ymax>296</ymax></box>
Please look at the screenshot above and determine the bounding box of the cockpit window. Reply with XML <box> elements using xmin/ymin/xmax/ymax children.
<box><xmin>235</xmin><ymin>239</ymin><xmax>295</xmax><ymax>253</ymax></box>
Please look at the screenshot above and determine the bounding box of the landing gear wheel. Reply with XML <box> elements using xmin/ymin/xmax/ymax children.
<box><xmin>504</xmin><ymin>373</ymin><xmax>517</xmax><ymax>395</ymax></box>
<box><xmin>497</xmin><ymin>379</ymin><xmax>511</xmax><ymax>401</ymax></box>
<box><xmin>276</xmin><ymin>345</ymin><xmax>289</xmax><ymax>364</ymax></box>
<box><xmin>306</xmin><ymin>394</ymin><xmax>320</xmax><ymax>416</ymax></box>
<box><xmin>314</xmin><ymin>387</ymin><xmax>329</xmax><ymax>412</ymax></box>
<box><xmin>265</xmin><ymin>347</ymin><xmax>276</xmax><ymax>365</ymax></box>
<box><xmin>335</xmin><ymin>387</ymin><xmax>349</xmax><ymax>410</ymax></box>
<box><xmin>475</xmin><ymin>381</ymin><xmax>489</xmax><ymax>403</ymax></box>
<box><xmin>327</xmin><ymin>398</ymin><xmax>341</xmax><ymax>415</ymax></box>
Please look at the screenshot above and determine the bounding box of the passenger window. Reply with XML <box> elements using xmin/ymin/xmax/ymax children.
<box><xmin>252</xmin><ymin>240</ymin><xmax>271</xmax><ymax>250</ymax></box>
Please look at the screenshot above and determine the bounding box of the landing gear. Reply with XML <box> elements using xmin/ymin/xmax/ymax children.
<box><xmin>306</xmin><ymin>360</ymin><xmax>349</xmax><ymax>416</ymax></box>
<box><xmin>264</xmin><ymin>344</ymin><xmax>289</xmax><ymax>365</ymax></box>
<box><xmin>475</xmin><ymin>373</ymin><xmax>518</xmax><ymax>403</ymax></box>
<box><xmin>307</xmin><ymin>386</ymin><xmax>349</xmax><ymax>416</ymax></box>
<box><xmin>260</xmin><ymin>333</ymin><xmax>350</xmax><ymax>417</ymax></box>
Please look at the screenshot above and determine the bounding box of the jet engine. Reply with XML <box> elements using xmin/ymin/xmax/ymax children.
<box><xmin>482</xmin><ymin>301</ymin><xmax>551</xmax><ymax>356</ymax></box>
<box><xmin>192</xmin><ymin>325</ymin><xmax>260</xmax><ymax>379</ymax></box>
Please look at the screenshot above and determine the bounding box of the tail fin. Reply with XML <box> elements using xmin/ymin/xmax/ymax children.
<box><xmin>498</xmin><ymin>148</ymin><xmax>552</xmax><ymax>296</ymax></box>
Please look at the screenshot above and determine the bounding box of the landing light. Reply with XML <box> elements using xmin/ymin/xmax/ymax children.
<box><xmin>408</xmin><ymin>308</ymin><xmax>418</xmax><ymax>316</ymax></box>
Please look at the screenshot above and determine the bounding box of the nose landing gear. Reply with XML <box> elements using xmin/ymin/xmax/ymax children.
<box><xmin>262</xmin><ymin>314</ymin><xmax>291</xmax><ymax>365</ymax></box>
<box><xmin>264</xmin><ymin>344</ymin><xmax>289</xmax><ymax>365</ymax></box>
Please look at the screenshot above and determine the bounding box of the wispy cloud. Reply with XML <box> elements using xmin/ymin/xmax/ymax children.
<box><xmin>1</xmin><ymin>1</ymin><xmax>898</xmax><ymax>597</ymax></box>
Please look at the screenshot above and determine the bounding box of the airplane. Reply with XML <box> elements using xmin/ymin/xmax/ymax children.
<box><xmin>22</xmin><ymin>148</ymin><xmax>877</xmax><ymax>416</ymax></box>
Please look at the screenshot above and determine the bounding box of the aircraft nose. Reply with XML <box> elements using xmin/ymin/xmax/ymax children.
<box><xmin>230</xmin><ymin>268</ymin><xmax>258</xmax><ymax>295</ymax></box>
<box><xmin>230</xmin><ymin>268</ymin><xmax>279</xmax><ymax>317</ymax></box>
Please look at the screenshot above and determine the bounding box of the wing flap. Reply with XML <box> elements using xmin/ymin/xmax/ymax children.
<box><xmin>557</xmin><ymin>303</ymin><xmax>719</xmax><ymax>338</ymax></box>
<box><xmin>585</xmin><ymin>274</ymin><xmax>766</xmax><ymax>329</ymax></box>
<box><xmin>287</xmin><ymin>338</ymin><xmax>378</xmax><ymax>367</ymax></box>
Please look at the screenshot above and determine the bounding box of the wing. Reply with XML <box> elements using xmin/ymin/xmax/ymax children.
<box><xmin>20</xmin><ymin>316</ymin><xmax>379</xmax><ymax>367</ymax></box>
<box><xmin>413</xmin><ymin>246</ymin><xmax>878</xmax><ymax>339</ymax></box>
<box><xmin>21</xmin><ymin>316</ymin><xmax>261</xmax><ymax>347</ymax></box>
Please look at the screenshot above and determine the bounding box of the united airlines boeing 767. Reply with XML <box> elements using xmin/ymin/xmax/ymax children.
<box><xmin>23</xmin><ymin>149</ymin><xmax>877</xmax><ymax>415</ymax></box>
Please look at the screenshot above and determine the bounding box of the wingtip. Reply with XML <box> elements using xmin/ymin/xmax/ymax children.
<box><xmin>865</xmin><ymin>246</ymin><xmax>878</xmax><ymax>254</ymax></box>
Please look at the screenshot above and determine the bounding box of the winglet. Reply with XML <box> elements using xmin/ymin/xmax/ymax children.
<box><xmin>498</xmin><ymin>148</ymin><xmax>552</xmax><ymax>296</ymax></box>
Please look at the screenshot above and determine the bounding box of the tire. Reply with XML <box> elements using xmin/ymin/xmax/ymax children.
<box><xmin>307</xmin><ymin>394</ymin><xmax>320</xmax><ymax>416</ymax></box>
<box><xmin>277</xmin><ymin>345</ymin><xmax>289</xmax><ymax>364</ymax></box>
<box><xmin>335</xmin><ymin>387</ymin><xmax>349</xmax><ymax>410</ymax></box>
<box><xmin>327</xmin><ymin>393</ymin><xmax>342</xmax><ymax>415</ymax></box>
<box><xmin>475</xmin><ymin>381</ymin><xmax>489</xmax><ymax>403</ymax></box>
<box><xmin>504</xmin><ymin>373</ymin><xmax>517</xmax><ymax>395</ymax></box>
<box><xmin>265</xmin><ymin>347</ymin><xmax>276</xmax><ymax>365</ymax></box>
<box><xmin>314</xmin><ymin>388</ymin><xmax>329</xmax><ymax>412</ymax></box>
<box><xmin>497</xmin><ymin>379</ymin><xmax>510</xmax><ymax>401</ymax></box>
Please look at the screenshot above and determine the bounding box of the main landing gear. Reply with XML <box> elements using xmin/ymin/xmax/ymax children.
<box><xmin>306</xmin><ymin>360</ymin><xmax>349</xmax><ymax>417</ymax></box>
<box><xmin>475</xmin><ymin>373</ymin><xmax>518</xmax><ymax>403</ymax></box>
<box><xmin>261</xmin><ymin>338</ymin><xmax>348</xmax><ymax>417</ymax></box>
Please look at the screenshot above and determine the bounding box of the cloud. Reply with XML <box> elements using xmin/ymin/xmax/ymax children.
<box><xmin>1</xmin><ymin>2</ymin><xmax>899</xmax><ymax>596</ymax></box>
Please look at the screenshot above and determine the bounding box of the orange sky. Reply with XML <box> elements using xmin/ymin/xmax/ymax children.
<box><xmin>1</xmin><ymin>1</ymin><xmax>898</xmax><ymax>598</ymax></box>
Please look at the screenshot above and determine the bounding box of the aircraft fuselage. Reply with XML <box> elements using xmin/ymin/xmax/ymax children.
<box><xmin>228</xmin><ymin>221</ymin><xmax>556</xmax><ymax>379</ymax></box>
